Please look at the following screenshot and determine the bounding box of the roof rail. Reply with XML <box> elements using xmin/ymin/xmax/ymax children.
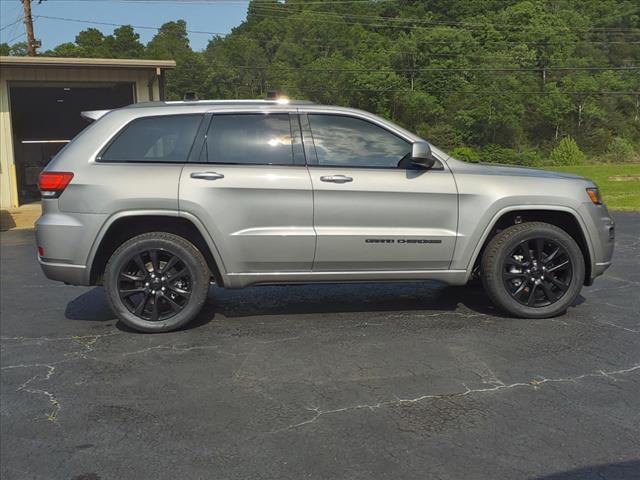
<box><xmin>163</xmin><ymin>99</ymin><xmax>315</xmax><ymax>105</ymax></box>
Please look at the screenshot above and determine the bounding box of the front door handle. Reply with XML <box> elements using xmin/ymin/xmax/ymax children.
<box><xmin>320</xmin><ymin>174</ymin><xmax>353</xmax><ymax>184</ymax></box>
<box><xmin>190</xmin><ymin>171</ymin><xmax>225</xmax><ymax>181</ymax></box>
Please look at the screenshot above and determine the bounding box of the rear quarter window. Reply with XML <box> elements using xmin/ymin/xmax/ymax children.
<box><xmin>100</xmin><ymin>114</ymin><xmax>203</xmax><ymax>162</ymax></box>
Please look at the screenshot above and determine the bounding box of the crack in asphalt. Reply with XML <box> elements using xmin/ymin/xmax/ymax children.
<box><xmin>388</xmin><ymin>311</ymin><xmax>488</xmax><ymax>319</ymax></box>
<box><xmin>271</xmin><ymin>364</ymin><xmax>640</xmax><ymax>432</ymax></box>
<box><xmin>0</xmin><ymin>332</ymin><xmax>120</xmax><ymax>344</ymax></box>
<box><xmin>1</xmin><ymin>332</ymin><xmax>119</xmax><ymax>423</ymax></box>
<box><xmin>0</xmin><ymin>332</ymin><xmax>305</xmax><ymax>422</ymax></box>
<box><xmin>7</xmin><ymin>364</ymin><xmax>61</xmax><ymax>423</ymax></box>
<box><xmin>597</xmin><ymin>320</ymin><xmax>640</xmax><ymax>333</ymax></box>
<box><xmin>121</xmin><ymin>344</ymin><xmax>234</xmax><ymax>357</ymax></box>
<box><xmin>2</xmin><ymin>324</ymin><xmax>638</xmax><ymax>429</ymax></box>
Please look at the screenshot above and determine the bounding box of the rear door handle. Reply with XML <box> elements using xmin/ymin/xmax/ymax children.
<box><xmin>320</xmin><ymin>175</ymin><xmax>353</xmax><ymax>184</ymax></box>
<box><xmin>190</xmin><ymin>171</ymin><xmax>224</xmax><ymax>181</ymax></box>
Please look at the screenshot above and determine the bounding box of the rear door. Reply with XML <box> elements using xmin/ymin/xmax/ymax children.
<box><xmin>303</xmin><ymin>112</ymin><xmax>458</xmax><ymax>271</ymax></box>
<box><xmin>179</xmin><ymin>110</ymin><xmax>315</xmax><ymax>273</ymax></box>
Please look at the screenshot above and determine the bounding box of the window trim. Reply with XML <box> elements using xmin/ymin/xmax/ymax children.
<box><xmin>188</xmin><ymin>111</ymin><xmax>304</xmax><ymax>167</ymax></box>
<box><xmin>96</xmin><ymin>113</ymin><xmax>204</xmax><ymax>164</ymax></box>
<box><xmin>303</xmin><ymin>113</ymin><xmax>414</xmax><ymax>170</ymax></box>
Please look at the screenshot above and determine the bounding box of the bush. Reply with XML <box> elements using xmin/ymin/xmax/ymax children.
<box><xmin>548</xmin><ymin>137</ymin><xmax>585</xmax><ymax>165</ymax></box>
<box><xmin>606</xmin><ymin>137</ymin><xmax>639</xmax><ymax>163</ymax></box>
<box><xmin>418</xmin><ymin>123</ymin><xmax>464</xmax><ymax>151</ymax></box>
<box><xmin>449</xmin><ymin>146</ymin><xmax>480</xmax><ymax>163</ymax></box>
<box><xmin>479</xmin><ymin>145</ymin><xmax>542</xmax><ymax>166</ymax></box>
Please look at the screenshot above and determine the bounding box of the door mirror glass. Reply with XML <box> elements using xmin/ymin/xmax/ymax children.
<box><xmin>411</xmin><ymin>141</ymin><xmax>436</xmax><ymax>169</ymax></box>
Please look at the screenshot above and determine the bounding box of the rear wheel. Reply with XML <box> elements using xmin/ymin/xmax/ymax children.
<box><xmin>104</xmin><ymin>232</ymin><xmax>210</xmax><ymax>332</ymax></box>
<box><xmin>481</xmin><ymin>222</ymin><xmax>585</xmax><ymax>318</ymax></box>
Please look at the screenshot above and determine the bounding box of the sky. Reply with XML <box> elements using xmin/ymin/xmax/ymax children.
<box><xmin>0</xmin><ymin>0</ymin><xmax>250</xmax><ymax>51</ymax></box>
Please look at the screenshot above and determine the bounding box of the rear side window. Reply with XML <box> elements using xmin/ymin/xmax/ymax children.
<box><xmin>308</xmin><ymin>114</ymin><xmax>410</xmax><ymax>168</ymax></box>
<box><xmin>204</xmin><ymin>114</ymin><xmax>293</xmax><ymax>165</ymax></box>
<box><xmin>100</xmin><ymin>114</ymin><xmax>202</xmax><ymax>162</ymax></box>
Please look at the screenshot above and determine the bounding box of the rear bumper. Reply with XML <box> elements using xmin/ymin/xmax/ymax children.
<box><xmin>35</xmin><ymin>203</ymin><xmax>106</xmax><ymax>286</ymax></box>
<box><xmin>37</xmin><ymin>256</ymin><xmax>89</xmax><ymax>285</ymax></box>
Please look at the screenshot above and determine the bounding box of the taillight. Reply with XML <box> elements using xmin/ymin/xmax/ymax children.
<box><xmin>38</xmin><ymin>172</ymin><xmax>74</xmax><ymax>198</ymax></box>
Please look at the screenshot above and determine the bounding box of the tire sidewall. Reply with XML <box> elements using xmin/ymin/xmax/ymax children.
<box><xmin>482</xmin><ymin>223</ymin><xmax>585</xmax><ymax>318</ymax></box>
<box><xmin>104</xmin><ymin>234</ymin><xmax>209</xmax><ymax>333</ymax></box>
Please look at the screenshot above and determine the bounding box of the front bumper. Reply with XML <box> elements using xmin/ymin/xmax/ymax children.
<box><xmin>582</xmin><ymin>202</ymin><xmax>615</xmax><ymax>284</ymax></box>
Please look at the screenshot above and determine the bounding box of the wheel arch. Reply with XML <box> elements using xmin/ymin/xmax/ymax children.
<box><xmin>468</xmin><ymin>207</ymin><xmax>594</xmax><ymax>285</ymax></box>
<box><xmin>88</xmin><ymin>211</ymin><xmax>225</xmax><ymax>286</ymax></box>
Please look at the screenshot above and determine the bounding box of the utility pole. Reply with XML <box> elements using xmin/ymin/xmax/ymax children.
<box><xmin>21</xmin><ymin>0</ymin><xmax>39</xmax><ymax>56</ymax></box>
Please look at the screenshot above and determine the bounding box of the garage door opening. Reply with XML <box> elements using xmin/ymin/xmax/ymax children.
<box><xmin>9</xmin><ymin>82</ymin><xmax>134</xmax><ymax>204</ymax></box>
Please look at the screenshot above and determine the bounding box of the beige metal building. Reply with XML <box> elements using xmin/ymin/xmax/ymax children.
<box><xmin>0</xmin><ymin>56</ymin><xmax>175</xmax><ymax>209</ymax></box>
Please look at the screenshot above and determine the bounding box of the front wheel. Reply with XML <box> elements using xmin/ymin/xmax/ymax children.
<box><xmin>481</xmin><ymin>222</ymin><xmax>585</xmax><ymax>318</ymax></box>
<box><xmin>104</xmin><ymin>232</ymin><xmax>210</xmax><ymax>332</ymax></box>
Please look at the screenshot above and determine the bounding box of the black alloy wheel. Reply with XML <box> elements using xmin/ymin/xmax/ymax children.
<box><xmin>502</xmin><ymin>237</ymin><xmax>572</xmax><ymax>308</ymax></box>
<box><xmin>481</xmin><ymin>221</ymin><xmax>585</xmax><ymax>319</ymax></box>
<box><xmin>118</xmin><ymin>249</ymin><xmax>193</xmax><ymax>321</ymax></box>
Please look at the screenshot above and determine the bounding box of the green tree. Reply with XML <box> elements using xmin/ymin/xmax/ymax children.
<box><xmin>145</xmin><ymin>20</ymin><xmax>191</xmax><ymax>60</ymax></box>
<box><xmin>75</xmin><ymin>28</ymin><xmax>107</xmax><ymax>57</ymax></box>
<box><xmin>8</xmin><ymin>42</ymin><xmax>29</xmax><ymax>56</ymax></box>
<box><xmin>549</xmin><ymin>137</ymin><xmax>585</xmax><ymax>165</ymax></box>
<box><xmin>104</xmin><ymin>26</ymin><xmax>144</xmax><ymax>58</ymax></box>
<box><xmin>44</xmin><ymin>42</ymin><xmax>80</xmax><ymax>57</ymax></box>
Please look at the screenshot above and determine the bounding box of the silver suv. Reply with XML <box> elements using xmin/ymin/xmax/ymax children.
<box><xmin>36</xmin><ymin>100</ymin><xmax>615</xmax><ymax>332</ymax></box>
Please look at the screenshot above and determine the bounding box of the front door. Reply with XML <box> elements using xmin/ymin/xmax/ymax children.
<box><xmin>303</xmin><ymin>113</ymin><xmax>458</xmax><ymax>271</ymax></box>
<box><xmin>180</xmin><ymin>111</ymin><xmax>315</xmax><ymax>274</ymax></box>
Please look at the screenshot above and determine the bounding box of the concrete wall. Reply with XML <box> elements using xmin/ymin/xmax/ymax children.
<box><xmin>0</xmin><ymin>66</ymin><xmax>161</xmax><ymax>208</ymax></box>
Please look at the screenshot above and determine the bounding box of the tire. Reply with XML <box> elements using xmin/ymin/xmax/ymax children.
<box><xmin>104</xmin><ymin>232</ymin><xmax>210</xmax><ymax>333</ymax></box>
<box><xmin>481</xmin><ymin>222</ymin><xmax>585</xmax><ymax>318</ymax></box>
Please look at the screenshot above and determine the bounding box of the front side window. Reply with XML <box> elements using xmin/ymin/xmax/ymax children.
<box><xmin>204</xmin><ymin>114</ymin><xmax>293</xmax><ymax>165</ymax></box>
<box><xmin>100</xmin><ymin>114</ymin><xmax>202</xmax><ymax>162</ymax></box>
<box><xmin>308</xmin><ymin>114</ymin><xmax>411</xmax><ymax>168</ymax></box>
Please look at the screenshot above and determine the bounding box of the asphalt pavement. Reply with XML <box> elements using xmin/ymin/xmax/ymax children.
<box><xmin>1</xmin><ymin>214</ymin><xmax>639</xmax><ymax>480</ymax></box>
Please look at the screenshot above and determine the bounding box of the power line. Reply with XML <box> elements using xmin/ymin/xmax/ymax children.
<box><xmin>259</xmin><ymin>5</ymin><xmax>640</xmax><ymax>33</ymax></box>
<box><xmin>6</xmin><ymin>31</ymin><xmax>27</xmax><ymax>44</ymax></box>
<box><xmin>196</xmin><ymin>64</ymin><xmax>640</xmax><ymax>73</ymax></box>
<box><xmin>80</xmin><ymin>0</ymin><xmax>396</xmax><ymax>3</ymax></box>
<box><xmin>36</xmin><ymin>15</ymin><xmax>231</xmax><ymax>36</ymax></box>
<box><xmin>34</xmin><ymin>14</ymin><xmax>640</xmax><ymax>47</ymax></box>
<box><xmin>29</xmin><ymin>14</ymin><xmax>639</xmax><ymax>71</ymax></box>
<box><xmin>249</xmin><ymin>5</ymin><xmax>640</xmax><ymax>35</ymax></box>
<box><xmin>1</xmin><ymin>5</ymin><xmax>25</xmax><ymax>43</ymax></box>
<box><xmin>270</xmin><ymin>87</ymin><xmax>640</xmax><ymax>96</ymax></box>
<box><xmin>0</xmin><ymin>18</ymin><xmax>23</xmax><ymax>33</ymax></box>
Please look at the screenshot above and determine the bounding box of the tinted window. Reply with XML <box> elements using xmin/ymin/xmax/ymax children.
<box><xmin>205</xmin><ymin>114</ymin><xmax>293</xmax><ymax>165</ymax></box>
<box><xmin>101</xmin><ymin>114</ymin><xmax>202</xmax><ymax>162</ymax></box>
<box><xmin>308</xmin><ymin>114</ymin><xmax>411</xmax><ymax>168</ymax></box>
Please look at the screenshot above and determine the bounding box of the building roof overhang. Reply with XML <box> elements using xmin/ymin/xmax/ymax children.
<box><xmin>0</xmin><ymin>56</ymin><xmax>176</xmax><ymax>70</ymax></box>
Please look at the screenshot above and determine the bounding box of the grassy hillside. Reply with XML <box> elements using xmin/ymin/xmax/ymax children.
<box><xmin>547</xmin><ymin>164</ymin><xmax>640</xmax><ymax>211</ymax></box>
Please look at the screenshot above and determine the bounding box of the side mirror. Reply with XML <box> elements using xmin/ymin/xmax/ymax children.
<box><xmin>411</xmin><ymin>141</ymin><xmax>436</xmax><ymax>169</ymax></box>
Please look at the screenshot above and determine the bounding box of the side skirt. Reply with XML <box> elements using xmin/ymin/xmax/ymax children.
<box><xmin>224</xmin><ymin>270</ymin><xmax>469</xmax><ymax>289</ymax></box>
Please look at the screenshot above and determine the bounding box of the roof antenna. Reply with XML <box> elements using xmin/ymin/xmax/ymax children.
<box><xmin>183</xmin><ymin>92</ymin><xmax>198</xmax><ymax>101</ymax></box>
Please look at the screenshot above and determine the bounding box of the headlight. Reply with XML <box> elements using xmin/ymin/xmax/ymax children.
<box><xmin>586</xmin><ymin>187</ymin><xmax>602</xmax><ymax>205</ymax></box>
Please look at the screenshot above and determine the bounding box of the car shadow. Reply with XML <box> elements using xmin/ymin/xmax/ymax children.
<box><xmin>64</xmin><ymin>287</ymin><xmax>213</xmax><ymax>333</ymax></box>
<box><xmin>208</xmin><ymin>281</ymin><xmax>499</xmax><ymax>318</ymax></box>
<box><xmin>65</xmin><ymin>281</ymin><xmax>586</xmax><ymax>332</ymax></box>
<box><xmin>65</xmin><ymin>287</ymin><xmax>115</xmax><ymax>322</ymax></box>
<box><xmin>530</xmin><ymin>460</ymin><xmax>640</xmax><ymax>479</ymax></box>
